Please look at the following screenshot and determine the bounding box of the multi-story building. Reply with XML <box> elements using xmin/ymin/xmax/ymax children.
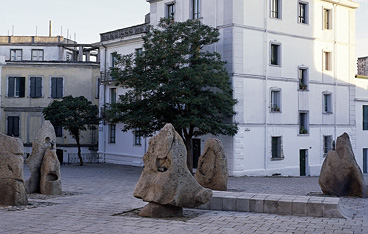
<box><xmin>0</xmin><ymin>36</ymin><xmax>100</xmax><ymax>163</ymax></box>
<box><xmin>99</xmin><ymin>0</ymin><xmax>365</xmax><ymax>176</ymax></box>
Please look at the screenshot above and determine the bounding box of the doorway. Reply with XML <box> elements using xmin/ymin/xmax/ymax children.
<box><xmin>56</xmin><ymin>149</ymin><xmax>63</xmax><ymax>165</ymax></box>
<box><xmin>299</xmin><ymin>149</ymin><xmax>308</xmax><ymax>176</ymax></box>
<box><xmin>192</xmin><ymin>139</ymin><xmax>201</xmax><ymax>169</ymax></box>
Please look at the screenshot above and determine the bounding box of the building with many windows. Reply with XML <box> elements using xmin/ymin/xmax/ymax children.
<box><xmin>99</xmin><ymin>0</ymin><xmax>366</xmax><ymax>176</ymax></box>
<box><xmin>0</xmin><ymin>36</ymin><xmax>100</xmax><ymax>163</ymax></box>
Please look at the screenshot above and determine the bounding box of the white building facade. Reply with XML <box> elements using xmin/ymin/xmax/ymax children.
<box><xmin>99</xmin><ymin>0</ymin><xmax>365</xmax><ymax>176</ymax></box>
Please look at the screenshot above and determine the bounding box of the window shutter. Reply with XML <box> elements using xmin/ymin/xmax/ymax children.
<box><xmin>30</xmin><ymin>77</ymin><xmax>35</xmax><ymax>97</ymax></box>
<box><xmin>19</xmin><ymin>77</ymin><xmax>25</xmax><ymax>97</ymax></box>
<box><xmin>364</xmin><ymin>106</ymin><xmax>368</xmax><ymax>130</ymax></box>
<box><xmin>36</xmin><ymin>77</ymin><xmax>42</xmax><ymax>97</ymax></box>
<box><xmin>8</xmin><ymin>77</ymin><xmax>15</xmax><ymax>97</ymax></box>
<box><xmin>51</xmin><ymin>78</ymin><xmax>57</xmax><ymax>98</ymax></box>
<box><xmin>14</xmin><ymin>117</ymin><xmax>19</xmax><ymax>136</ymax></box>
<box><xmin>57</xmin><ymin>78</ymin><xmax>63</xmax><ymax>98</ymax></box>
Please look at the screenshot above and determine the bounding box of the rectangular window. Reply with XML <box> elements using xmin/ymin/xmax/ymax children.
<box><xmin>51</xmin><ymin>77</ymin><xmax>63</xmax><ymax>98</ymax></box>
<box><xmin>193</xmin><ymin>0</ymin><xmax>201</xmax><ymax>19</ymax></box>
<box><xmin>134</xmin><ymin>130</ymin><xmax>141</xmax><ymax>146</ymax></box>
<box><xmin>270</xmin><ymin>90</ymin><xmax>281</xmax><ymax>112</ymax></box>
<box><xmin>323</xmin><ymin>135</ymin><xmax>333</xmax><ymax>156</ymax></box>
<box><xmin>323</xmin><ymin>93</ymin><xmax>332</xmax><ymax>114</ymax></box>
<box><xmin>270</xmin><ymin>0</ymin><xmax>280</xmax><ymax>19</ymax></box>
<box><xmin>271</xmin><ymin>136</ymin><xmax>282</xmax><ymax>159</ymax></box>
<box><xmin>363</xmin><ymin>105</ymin><xmax>368</xmax><ymax>130</ymax></box>
<box><xmin>298</xmin><ymin>2</ymin><xmax>308</xmax><ymax>24</ymax></box>
<box><xmin>135</xmin><ymin>48</ymin><xmax>143</xmax><ymax>57</ymax></box>
<box><xmin>167</xmin><ymin>3</ymin><xmax>175</xmax><ymax>21</ymax></box>
<box><xmin>30</xmin><ymin>77</ymin><xmax>42</xmax><ymax>98</ymax></box>
<box><xmin>270</xmin><ymin>43</ymin><xmax>280</xmax><ymax>66</ymax></box>
<box><xmin>110</xmin><ymin>88</ymin><xmax>116</xmax><ymax>104</ymax></box>
<box><xmin>109</xmin><ymin>124</ymin><xmax>116</xmax><ymax>143</ymax></box>
<box><xmin>54</xmin><ymin>125</ymin><xmax>63</xmax><ymax>137</ymax></box>
<box><xmin>10</xmin><ymin>49</ymin><xmax>22</xmax><ymax>61</ymax></box>
<box><xmin>324</xmin><ymin>51</ymin><xmax>331</xmax><ymax>71</ymax></box>
<box><xmin>31</xmin><ymin>49</ymin><xmax>44</xmax><ymax>61</ymax></box>
<box><xmin>111</xmin><ymin>53</ymin><xmax>117</xmax><ymax>68</ymax></box>
<box><xmin>7</xmin><ymin>116</ymin><xmax>19</xmax><ymax>137</ymax></box>
<box><xmin>299</xmin><ymin>67</ymin><xmax>308</xmax><ymax>90</ymax></box>
<box><xmin>323</xmin><ymin>8</ymin><xmax>331</xmax><ymax>30</ymax></box>
<box><xmin>299</xmin><ymin>112</ymin><xmax>309</xmax><ymax>134</ymax></box>
<box><xmin>8</xmin><ymin>77</ymin><xmax>25</xmax><ymax>97</ymax></box>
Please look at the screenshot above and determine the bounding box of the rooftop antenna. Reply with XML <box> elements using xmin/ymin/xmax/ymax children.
<box><xmin>49</xmin><ymin>20</ymin><xmax>52</xmax><ymax>37</ymax></box>
<box><xmin>61</xmin><ymin>26</ymin><xmax>63</xmax><ymax>37</ymax></box>
<box><xmin>67</xmin><ymin>29</ymin><xmax>69</xmax><ymax>41</ymax></box>
<box><xmin>36</xmin><ymin>26</ymin><xmax>38</xmax><ymax>36</ymax></box>
<box><xmin>12</xmin><ymin>25</ymin><xmax>14</xmax><ymax>36</ymax></box>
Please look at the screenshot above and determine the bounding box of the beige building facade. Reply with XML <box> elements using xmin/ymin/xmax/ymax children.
<box><xmin>0</xmin><ymin>36</ymin><xmax>100</xmax><ymax>163</ymax></box>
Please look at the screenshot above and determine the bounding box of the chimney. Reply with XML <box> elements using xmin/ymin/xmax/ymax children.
<box><xmin>49</xmin><ymin>20</ymin><xmax>52</xmax><ymax>37</ymax></box>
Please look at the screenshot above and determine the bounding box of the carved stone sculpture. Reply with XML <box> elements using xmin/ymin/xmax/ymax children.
<box><xmin>319</xmin><ymin>133</ymin><xmax>368</xmax><ymax>197</ymax></box>
<box><xmin>0</xmin><ymin>133</ymin><xmax>28</xmax><ymax>206</ymax></box>
<box><xmin>134</xmin><ymin>123</ymin><xmax>212</xmax><ymax>217</ymax></box>
<box><xmin>25</xmin><ymin>121</ymin><xmax>56</xmax><ymax>193</ymax></box>
<box><xmin>40</xmin><ymin>146</ymin><xmax>62</xmax><ymax>195</ymax></box>
<box><xmin>194</xmin><ymin>138</ymin><xmax>228</xmax><ymax>191</ymax></box>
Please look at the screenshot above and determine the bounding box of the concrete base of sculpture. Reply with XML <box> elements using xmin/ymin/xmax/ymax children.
<box><xmin>0</xmin><ymin>179</ymin><xmax>28</xmax><ymax>206</ymax></box>
<box><xmin>139</xmin><ymin>202</ymin><xmax>183</xmax><ymax>218</ymax></box>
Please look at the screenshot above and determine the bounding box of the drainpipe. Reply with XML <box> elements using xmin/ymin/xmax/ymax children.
<box><xmin>263</xmin><ymin>0</ymin><xmax>269</xmax><ymax>171</ymax></box>
<box><xmin>333</xmin><ymin>2</ymin><xmax>341</xmax><ymax>141</ymax></box>
<box><xmin>102</xmin><ymin>43</ymin><xmax>107</xmax><ymax>163</ymax></box>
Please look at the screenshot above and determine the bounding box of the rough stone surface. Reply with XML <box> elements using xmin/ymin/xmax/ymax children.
<box><xmin>134</xmin><ymin>123</ymin><xmax>212</xmax><ymax>211</ymax></box>
<box><xmin>25</xmin><ymin>121</ymin><xmax>56</xmax><ymax>193</ymax></box>
<box><xmin>40</xmin><ymin>147</ymin><xmax>62</xmax><ymax>195</ymax></box>
<box><xmin>139</xmin><ymin>202</ymin><xmax>183</xmax><ymax>218</ymax></box>
<box><xmin>319</xmin><ymin>132</ymin><xmax>368</xmax><ymax>197</ymax></box>
<box><xmin>194</xmin><ymin>138</ymin><xmax>228</xmax><ymax>191</ymax></box>
<box><xmin>0</xmin><ymin>134</ymin><xmax>28</xmax><ymax>206</ymax></box>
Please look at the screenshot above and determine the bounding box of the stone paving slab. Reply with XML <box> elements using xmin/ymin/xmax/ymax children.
<box><xmin>0</xmin><ymin>164</ymin><xmax>367</xmax><ymax>233</ymax></box>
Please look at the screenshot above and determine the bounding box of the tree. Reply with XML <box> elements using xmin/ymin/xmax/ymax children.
<box><xmin>106</xmin><ymin>19</ymin><xmax>238</xmax><ymax>171</ymax></box>
<box><xmin>43</xmin><ymin>95</ymin><xmax>99</xmax><ymax>166</ymax></box>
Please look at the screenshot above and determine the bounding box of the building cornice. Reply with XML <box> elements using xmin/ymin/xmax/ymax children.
<box><xmin>320</xmin><ymin>0</ymin><xmax>359</xmax><ymax>9</ymax></box>
<box><xmin>100</xmin><ymin>23</ymin><xmax>149</xmax><ymax>42</ymax></box>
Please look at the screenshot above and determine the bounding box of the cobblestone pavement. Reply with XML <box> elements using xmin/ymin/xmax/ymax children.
<box><xmin>1</xmin><ymin>164</ymin><xmax>368</xmax><ymax>234</ymax></box>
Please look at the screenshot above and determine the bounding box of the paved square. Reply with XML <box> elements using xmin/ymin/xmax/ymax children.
<box><xmin>1</xmin><ymin>164</ymin><xmax>367</xmax><ymax>233</ymax></box>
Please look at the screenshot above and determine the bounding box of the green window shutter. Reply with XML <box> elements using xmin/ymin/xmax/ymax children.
<box><xmin>363</xmin><ymin>106</ymin><xmax>368</xmax><ymax>130</ymax></box>
<box><xmin>8</xmin><ymin>77</ymin><xmax>14</xmax><ymax>97</ymax></box>
<box><xmin>56</xmin><ymin>78</ymin><xmax>63</xmax><ymax>98</ymax></box>
<box><xmin>19</xmin><ymin>77</ymin><xmax>25</xmax><ymax>97</ymax></box>
<box><xmin>36</xmin><ymin>77</ymin><xmax>42</xmax><ymax>97</ymax></box>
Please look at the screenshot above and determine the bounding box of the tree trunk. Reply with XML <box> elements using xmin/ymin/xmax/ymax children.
<box><xmin>184</xmin><ymin>138</ymin><xmax>193</xmax><ymax>174</ymax></box>
<box><xmin>75</xmin><ymin>133</ymin><xmax>83</xmax><ymax>166</ymax></box>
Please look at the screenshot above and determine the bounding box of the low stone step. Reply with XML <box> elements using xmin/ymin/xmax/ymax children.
<box><xmin>196</xmin><ymin>191</ymin><xmax>349</xmax><ymax>219</ymax></box>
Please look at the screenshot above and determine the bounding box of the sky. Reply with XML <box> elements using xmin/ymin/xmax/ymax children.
<box><xmin>0</xmin><ymin>0</ymin><xmax>367</xmax><ymax>58</ymax></box>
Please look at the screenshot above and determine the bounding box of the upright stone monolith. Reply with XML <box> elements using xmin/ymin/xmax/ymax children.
<box><xmin>25</xmin><ymin>121</ymin><xmax>56</xmax><ymax>193</ymax></box>
<box><xmin>0</xmin><ymin>133</ymin><xmax>28</xmax><ymax>206</ymax></box>
<box><xmin>319</xmin><ymin>133</ymin><xmax>368</xmax><ymax>197</ymax></box>
<box><xmin>134</xmin><ymin>123</ymin><xmax>212</xmax><ymax>217</ymax></box>
<box><xmin>40</xmin><ymin>144</ymin><xmax>62</xmax><ymax>195</ymax></box>
<box><xmin>194</xmin><ymin>138</ymin><xmax>228</xmax><ymax>191</ymax></box>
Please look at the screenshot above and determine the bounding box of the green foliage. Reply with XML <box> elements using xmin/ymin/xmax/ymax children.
<box><xmin>43</xmin><ymin>95</ymin><xmax>99</xmax><ymax>165</ymax></box>
<box><xmin>106</xmin><ymin>19</ymin><xmax>238</xmax><ymax>169</ymax></box>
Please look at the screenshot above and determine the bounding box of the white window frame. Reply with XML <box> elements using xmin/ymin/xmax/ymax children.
<box><xmin>323</xmin><ymin>135</ymin><xmax>333</xmax><ymax>157</ymax></box>
<box><xmin>270</xmin><ymin>88</ymin><xmax>281</xmax><ymax>113</ymax></box>
<box><xmin>109</xmin><ymin>124</ymin><xmax>116</xmax><ymax>144</ymax></box>
<box><xmin>31</xmin><ymin>49</ymin><xmax>44</xmax><ymax>61</ymax></box>
<box><xmin>298</xmin><ymin>1</ymin><xmax>308</xmax><ymax>24</ymax></box>
<box><xmin>10</xmin><ymin>49</ymin><xmax>22</xmax><ymax>61</ymax></box>
<box><xmin>323</xmin><ymin>51</ymin><xmax>332</xmax><ymax>71</ymax></box>
<box><xmin>270</xmin><ymin>0</ymin><xmax>281</xmax><ymax>19</ymax></box>
<box><xmin>270</xmin><ymin>42</ymin><xmax>281</xmax><ymax>66</ymax></box>
<box><xmin>298</xmin><ymin>66</ymin><xmax>309</xmax><ymax>91</ymax></box>
<box><xmin>299</xmin><ymin>111</ymin><xmax>309</xmax><ymax>135</ymax></box>
<box><xmin>271</xmin><ymin>136</ymin><xmax>284</xmax><ymax>160</ymax></box>
<box><xmin>167</xmin><ymin>2</ymin><xmax>176</xmax><ymax>21</ymax></box>
<box><xmin>323</xmin><ymin>8</ymin><xmax>332</xmax><ymax>30</ymax></box>
<box><xmin>192</xmin><ymin>0</ymin><xmax>201</xmax><ymax>19</ymax></box>
<box><xmin>323</xmin><ymin>92</ymin><xmax>333</xmax><ymax>114</ymax></box>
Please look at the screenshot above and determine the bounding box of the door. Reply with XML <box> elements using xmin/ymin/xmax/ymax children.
<box><xmin>56</xmin><ymin>149</ymin><xmax>63</xmax><ymax>164</ymax></box>
<box><xmin>192</xmin><ymin>139</ymin><xmax>201</xmax><ymax>169</ymax></box>
<box><xmin>299</xmin><ymin>149</ymin><xmax>307</xmax><ymax>176</ymax></box>
<box><xmin>363</xmin><ymin>149</ymin><xmax>368</xmax><ymax>173</ymax></box>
